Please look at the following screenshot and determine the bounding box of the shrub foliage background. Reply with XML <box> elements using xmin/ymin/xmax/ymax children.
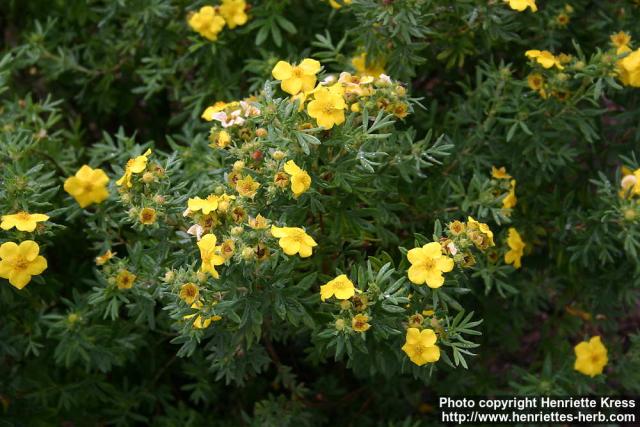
<box><xmin>1</xmin><ymin>0</ymin><xmax>640</xmax><ymax>425</ymax></box>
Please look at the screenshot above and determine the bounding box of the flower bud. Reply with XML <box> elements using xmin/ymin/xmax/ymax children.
<box><xmin>623</xmin><ymin>208</ymin><xmax>637</xmax><ymax>221</ymax></box>
<box><xmin>255</xmin><ymin>128</ymin><xmax>268</xmax><ymax>137</ymax></box>
<box><xmin>241</xmin><ymin>247</ymin><xmax>255</xmax><ymax>260</ymax></box>
<box><xmin>271</xmin><ymin>150</ymin><xmax>285</xmax><ymax>160</ymax></box>
<box><xmin>230</xmin><ymin>226</ymin><xmax>244</xmax><ymax>236</ymax></box>
<box><xmin>142</xmin><ymin>172</ymin><xmax>155</xmax><ymax>184</ymax></box>
<box><xmin>233</xmin><ymin>161</ymin><xmax>245</xmax><ymax>172</ymax></box>
<box><xmin>164</xmin><ymin>270</ymin><xmax>176</xmax><ymax>283</ymax></box>
<box><xmin>252</xmin><ymin>150</ymin><xmax>263</xmax><ymax>161</ymax></box>
<box><xmin>196</xmin><ymin>271</ymin><xmax>208</xmax><ymax>283</ymax></box>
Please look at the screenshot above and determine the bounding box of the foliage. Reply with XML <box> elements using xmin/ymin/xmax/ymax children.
<box><xmin>1</xmin><ymin>0</ymin><xmax>640</xmax><ymax>425</ymax></box>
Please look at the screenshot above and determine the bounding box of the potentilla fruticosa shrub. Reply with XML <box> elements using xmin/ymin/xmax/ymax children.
<box><xmin>1</xmin><ymin>0</ymin><xmax>640</xmax><ymax>425</ymax></box>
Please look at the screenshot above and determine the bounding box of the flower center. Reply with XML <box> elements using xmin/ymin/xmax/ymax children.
<box><xmin>14</xmin><ymin>256</ymin><xmax>29</xmax><ymax>271</ymax></box>
<box><xmin>422</xmin><ymin>258</ymin><xmax>436</xmax><ymax>270</ymax></box>
<box><xmin>292</xmin><ymin>68</ymin><xmax>304</xmax><ymax>77</ymax></box>
<box><xmin>16</xmin><ymin>212</ymin><xmax>31</xmax><ymax>220</ymax></box>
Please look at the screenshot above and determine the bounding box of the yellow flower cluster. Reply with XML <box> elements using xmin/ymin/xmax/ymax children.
<box><xmin>116</xmin><ymin>149</ymin><xmax>152</xmax><ymax>188</ymax></box>
<box><xmin>184</xmin><ymin>301</ymin><xmax>222</xmax><ymax>329</ymax></box>
<box><xmin>187</xmin><ymin>1</ymin><xmax>249</xmax><ymax>41</ymax></box>
<box><xmin>271</xmin><ymin>58</ymin><xmax>410</xmax><ymax>129</ymax></box>
<box><xmin>491</xmin><ymin>166</ymin><xmax>517</xmax><ymax>210</ymax></box>
<box><xmin>406</xmin><ymin>217</ymin><xmax>493</xmax><ymax>287</ymax></box>
<box><xmin>1</xmin><ymin>212</ymin><xmax>50</xmax><ymax>289</ymax></box>
<box><xmin>321</xmin><ymin>275</ymin><xmax>372</xmax><ymax>334</ymax></box>
<box><xmin>525</xmin><ymin>50</ymin><xmax>564</xmax><ymax>70</ymax></box>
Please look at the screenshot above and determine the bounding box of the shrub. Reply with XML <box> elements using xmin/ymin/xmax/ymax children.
<box><xmin>1</xmin><ymin>0</ymin><xmax>640</xmax><ymax>425</ymax></box>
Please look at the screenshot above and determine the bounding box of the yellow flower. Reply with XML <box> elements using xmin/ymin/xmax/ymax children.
<box><xmin>270</xmin><ymin>225</ymin><xmax>317</xmax><ymax>258</ymax></box>
<box><xmin>188</xmin><ymin>6</ymin><xmax>226</xmax><ymax>41</ymax></box>
<box><xmin>290</xmin><ymin>90</ymin><xmax>312</xmax><ymax>111</ymax></box>
<box><xmin>188</xmin><ymin>195</ymin><xmax>220</xmax><ymax>215</ymax></box>
<box><xmin>352</xmin><ymin>314</ymin><xmax>371</xmax><ymax>332</ymax></box>
<box><xmin>219</xmin><ymin>0</ymin><xmax>248</xmax><ymax>29</ymax></box>
<box><xmin>116</xmin><ymin>269</ymin><xmax>136</xmax><ymax>289</ymax></box>
<box><xmin>219</xmin><ymin>239</ymin><xmax>235</xmax><ymax>259</ymax></box>
<box><xmin>610</xmin><ymin>31</ymin><xmax>631</xmax><ymax>50</ymax></box>
<box><xmin>235</xmin><ymin>175</ymin><xmax>260</xmax><ymax>199</ymax></box>
<box><xmin>209</xmin><ymin>130</ymin><xmax>231</xmax><ymax>148</ymax></box>
<box><xmin>466</xmin><ymin>217</ymin><xmax>495</xmax><ymax>249</ymax></box>
<box><xmin>407</xmin><ymin>242</ymin><xmax>454</xmax><ymax>288</ymax></box>
<box><xmin>0</xmin><ymin>241</ymin><xmax>47</xmax><ymax>289</ymax></box>
<box><xmin>555</xmin><ymin>12</ymin><xmax>570</xmax><ymax>26</ymax></box>
<box><xmin>448</xmin><ymin>220</ymin><xmax>465</xmax><ymax>235</ymax></box>
<box><xmin>408</xmin><ymin>313</ymin><xmax>425</xmax><ymax>328</ymax></box>
<box><xmin>491</xmin><ymin>166</ymin><xmax>512</xmax><ymax>180</ymax></box>
<box><xmin>248</xmin><ymin>214</ymin><xmax>269</xmax><ymax>229</ymax></box>
<box><xmin>351</xmin><ymin>53</ymin><xmax>385</xmax><ymax>77</ymax></box>
<box><xmin>574</xmin><ymin>336</ymin><xmax>608</xmax><ymax>377</ymax></box>
<box><xmin>179</xmin><ymin>282</ymin><xmax>200</xmax><ymax>304</ymax></box>
<box><xmin>525</xmin><ymin>50</ymin><xmax>564</xmax><ymax>69</ymax></box>
<box><xmin>401</xmin><ymin>328</ymin><xmax>440</xmax><ymax>366</ymax></box>
<box><xmin>329</xmin><ymin>0</ymin><xmax>352</xmax><ymax>9</ymax></box>
<box><xmin>619</xmin><ymin>168</ymin><xmax>640</xmax><ymax>197</ymax></box>
<box><xmin>272</xmin><ymin>58</ymin><xmax>321</xmax><ymax>95</ymax></box>
<box><xmin>320</xmin><ymin>274</ymin><xmax>355</xmax><ymax>301</ymax></box>
<box><xmin>504</xmin><ymin>228</ymin><xmax>525</xmax><ymax>269</ymax></box>
<box><xmin>64</xmin><ymin>165</ymin><xmax>110</xmax><ymax>207</ymax></box>
<box><xmin>139</xmin><ymin>207</ymin><xmax>157</xmax><ymax>225</ymax></box>
<box><xmin>184</xmin><ymin>301</ymin><xmax>222</xmax><ymax>329</ymax></box>
<box><xmin>283</xmin><ymin>160</ymin><xmax>311</xmax><ymax>197</ymax></box>
<box><xmin>274</xmin><ymin>171</ymin><xmax>290</xmax><ymax>188</ymax></box>
<box><xmin>504</xmin><ymin>0</ymin><xmax>537</xmax><ymax>12</ymax></box>
<box><xmin>527</xmin><ymin>73</ymin><xmax>544</xmax><ymax>91</ymax></box>
<box><xmin>307</xmin><ymin>86</ymin><xmax>347</xmax><ymax>129</ymax></box>
<box><xmin>1</xmin><ymin>212</ymin><xmax>49</xmax><ymax>232</ymax></box>
<box><xmin>503</xmin><ymin>180</ymin><xmax>517</xmax><ymax>209</ymax></box>
<box><xmin>197</xmin><ymin>234</ymin><xmax>226</xmax><ymax>278</ymax></box>
<box><xmin>201</xmin><ymin>101</ymin><xmax>227</xmax><ymax>121</ymax></box>
<box><xmin>95</xmin><ymin>249</ymin><xmax>116</xmax><ymax>266</ymax></box>
<box><xmin>116</xmin><ymin>149</ymin><xmax>152</xmax><ymax>188</ymax></box>
<box><xmin>617</xmin><ymin>48</ymin><xmax>640</xmax><ymax>87</ymax></box>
